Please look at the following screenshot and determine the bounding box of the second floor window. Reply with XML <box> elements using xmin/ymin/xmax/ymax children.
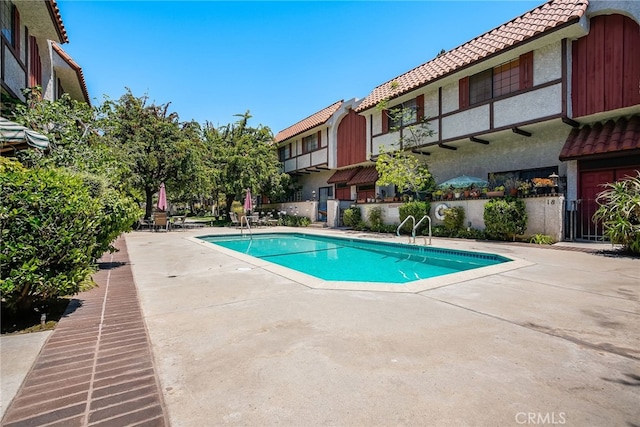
<box><xmin>0</xmin><ymin>1</ymin><xmax>16</xmax><ymax>48</ymax></box>
<box><xmin>387</xmin><ymin>98</ymin><xmax>418</xmax><ymax>130</ymax></box>
<box><xmin>468</xmin><ymin>57</ymin><xmax>523</xmax><ymax>106</ymax></box>
<box><xmin>302</xmin><ymin>134</ymin><xmax>318</xmax><ymax>153</ymax></box>
<box><xmin>278</xmin><ymin>145</ymin><xmax>290</xmax><ymax>162</ymax></box>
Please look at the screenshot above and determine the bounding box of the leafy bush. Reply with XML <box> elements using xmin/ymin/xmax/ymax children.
<box><xmin>0</xmin><ymin>158</ymin><xmax>140</xmax><ymax>313</ymax></box>
<box><xmin>483</xmin><ymin>197</ymin><xmax>528</xmax><ymax>241</ymax></box>
<box><xmin>367</xmin><ymin>207</ymin><xmax>384</xmax><ymax>232</ymax></box>
<box><xmin>278</xmin><ymin>214</ymin><xmax>311</xmax><ymax>227</ymax></box>
<box><xmin>593</xmin><ymin>172</ymin><xmax>640</xmax><ymax>254</ymax></box>
<box><xmin>342</xmin><ymin>206</ymin><xmax>361</xmax><ymax>227</ymax></box>
<box><xmin>399</xmin><ymin>201</ymin><xmax>430</xmax><ymax>234</ymax></box>
<box><xmin>529</xmin><ymin>234</ymin><xmax>556</xmax><ymax>245</ymax></box>
<box><xmin>443</xmin><ymin>206</ymin><xmax>465</xmax><ymax>232</ymax></box>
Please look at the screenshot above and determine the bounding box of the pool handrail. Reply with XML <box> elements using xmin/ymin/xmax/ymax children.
<box><xmin>239</xmin><ymin>215</ymin><xmax>252</xmax><ymax>239</ymax></box>
<box><xmin>397</xmin><ymin>215</ymin><xmax>415</xmax><ymax>244</ymax></box>
<box><xmin>414</xmin><ymin>215</ymin><xmax>432</xmax><ymax>246</ymax></box>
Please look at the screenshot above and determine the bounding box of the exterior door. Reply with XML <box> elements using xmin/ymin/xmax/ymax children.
<box><xmin>317</xmin><ymin>187</ymin><xmax>332</xmax><ymax>222</ymax></box>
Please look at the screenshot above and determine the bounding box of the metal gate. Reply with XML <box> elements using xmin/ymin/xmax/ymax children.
<box><xmin>567</xmin><ymin>199</ymin><xmax>605</xmax><ymax>241</ymax></box>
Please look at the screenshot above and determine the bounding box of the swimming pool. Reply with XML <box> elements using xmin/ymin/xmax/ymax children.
<box><xmin>198</xmin><ymin>233</ymin><xmax>511</xmax><ymax>285</ymax></box>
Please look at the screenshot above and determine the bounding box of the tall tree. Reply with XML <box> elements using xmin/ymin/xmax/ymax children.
<box><xmin>204</xmin><ymin>111</ymin><xmax>283</xmax><ymax>219</ymax></box>
<box><xmin>102</xmin><ymin>90</ymin><xmax>192</xmax><ymax>219</ymax></box>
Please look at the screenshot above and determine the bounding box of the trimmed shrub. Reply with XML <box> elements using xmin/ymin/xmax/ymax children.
<box><xmin>483</xmin><ymin>197</ymin><xmax>528</xmax><ymax>241</ymax></box>
<box><xmin>443</xmin><ymin>206</ymin><xmax>465</xmax><ymax>232</ymax></box>
<box><xmin>399</xmin><ymin>201</ymin><xmax>430</xmax><ymax>234</ymax></box>
<box><xmin>342</xmin><ymin>206</ymin><xmax>361</xmax><ymax>228</ymax></box>
<box><xmin>367</xmin><ymin>207</ymin><xmax>384</xmax><ymax>232</ymax></box>
<box><xmin>0</xmin><ymin>158</ymin><xmax>140</xmax><ymax>313</ymax></box>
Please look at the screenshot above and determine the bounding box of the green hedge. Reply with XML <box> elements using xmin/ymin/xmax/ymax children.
<box><xmin>0</xmin><ymin>158</ymin><xmax>140</xmax><ymax>313</ymax></box>
<box><xmin>399</xmin><ymin>201</ymin><xmax>430</xmax><ymax>234</ymax></box>
<box><xmin>483</xmin><ymin>197</ymin><xmax>527</xmax><ymax>241</ymax></box>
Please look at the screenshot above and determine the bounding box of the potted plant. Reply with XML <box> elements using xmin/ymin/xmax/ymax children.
<box><xmin>504</xmin><ymin>177</ymin><xmax>518</xmax><ymax>196</ymax></box>
<box><xmin>486</xmin><ymin>185</ymin><xmax>505</xmax><ymax>198</ymax></box>
<box><xmin>517</xmin><ymin>180</ymin><xmax>532</xmax><ymax>196</ymax></box>
<box><xmin>532</xmin><ymin>178</ymin><xmax>554</xmax><ymax>195</ymax></box>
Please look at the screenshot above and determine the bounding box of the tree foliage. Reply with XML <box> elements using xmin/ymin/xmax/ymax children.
<box><xmin>374</xmin><ymin>100</ymin><xmax>436</xmax><ymax>197</ymax></box>
<box><xmin>593</xmin><ymin>172</ymin><xmax>640</xmax><ymax>254</ymax></box>
<box><xmin>0</xmin><ymin>158</ymin><xmax>139</xmax><ymax>313</ymax></box>
<box><xmin>102</xmin><ymin>90</ymin><xmax>199</xmax><ymax>218</ymax></box>
<box><xmin>203</xmin><ymin>111</ymin><xmax>285</xmax><ymax>218</ymax></box>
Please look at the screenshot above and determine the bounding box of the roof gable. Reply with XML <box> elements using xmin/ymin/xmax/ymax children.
<box><xmin>356</xmin><ymin>0</ymin><xmax>588</xmax><ymax>112</ymax></box>
<box><xmin>275</xmin><ymin>100</ymin><xmax>343</xmax><ymax>143</ymax></box>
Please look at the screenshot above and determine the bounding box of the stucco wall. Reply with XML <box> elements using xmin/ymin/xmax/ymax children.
<box><xmin>3</xmin><ymin>46</ymin><xmax>25</xmax><ymax>101</ymax></box>
<box><xmin>534</xmin><ymin>41</ymin><xmax>562</xmax><ymax>84</ymax></box>
<box><xmin>350</xmin><ymin>196</ymin><xmax>565</xmax><ymax>241</ymax></box>
<box><xmin>493</xmin><ymin>84</ymin><xmax>562</xmax><ymax>127</ymax></box>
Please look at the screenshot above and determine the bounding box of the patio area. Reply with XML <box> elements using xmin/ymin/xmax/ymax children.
<box><xmin>2</xmin><ymin>227</ymin><xmax>639</xmax><ymax>426</ymax></box>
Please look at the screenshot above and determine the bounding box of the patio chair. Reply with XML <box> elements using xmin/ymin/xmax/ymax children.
<box><xmin>153</xmin><ymin>212</ymin><xmax>169</xmax><ymax>232</ymax></box>
<box><xmin>172</xmin><ymin>215</ymin><xmax>186</xmax><ymax>231</ymax></box>
<box><xmin>230</xmin><ymin>212</ymin><xmax>240</xmax><ymax>228</ymax></box>
<box><xmin>137</xmin><ymin>217</ymin><xmax>151</xmax><ymax>231</ymax></box>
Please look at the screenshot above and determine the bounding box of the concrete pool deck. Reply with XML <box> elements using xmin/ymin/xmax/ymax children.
<box><xmin>2</xmin><ymin>226</ymin><xmax>639</xmax><ymax>426</ymax></box>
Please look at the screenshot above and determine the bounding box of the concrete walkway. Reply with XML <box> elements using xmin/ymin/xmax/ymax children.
<box><xmin>2</xmin><ymin>228</ymin><xmax>638</xmax><ymax>426</ymax></box>
<box><xmin>1</xmin><ymin>238</ymin><xmax>168</xmax><ymax>426</ymax></box>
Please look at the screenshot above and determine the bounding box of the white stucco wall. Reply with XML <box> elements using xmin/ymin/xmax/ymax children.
<box><xmin>441</xmin><ymin>105</ymin><xmax>490</xmax><ymax>140</ymax></box>
<box><xmin>2</xmin><ymin>46</ymin><xmax>25</xmax><ymax>101</ymax></box>
<box><xmin>441</xmin><ymin>81</ymin><xmax>458</xmax><ymax>115</ymax></box>
<box><xmin>534</xmin><ymin>41</ymin><xmax>562</xmax><ymax>84</ymax></box>
<box><xmin>494</xmin><ymin>84</ymin><xmax>563</xmax><ymax>128</ymax></box>
<box><xmin>426</xmin><ymin>121</ymin><xmax>571</xmax><ymax>184</ymax></box>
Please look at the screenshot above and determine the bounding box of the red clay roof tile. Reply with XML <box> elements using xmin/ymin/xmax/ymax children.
<box><xmin>347</xmin><ymin>166</ymin><xmax>379</xmax><ymax>186</ymax></box>
<box><xmin>559</xmin><ymin>115</ymin><xmax>640</xmax><ymax>160</ymax></box>
<box><xmin>275</xmin><ymin>100</ymin><xmax>343</xmax><ymax>143</ymax></box>
<box><xmin>356</xmin><ymin>0</ymin><xmax>588</xmax><ymax>112</ymax></box>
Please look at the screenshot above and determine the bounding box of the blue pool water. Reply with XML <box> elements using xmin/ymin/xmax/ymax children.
<box><xmin>199</xmin><ymin>233</ymin><xmax>510</xmax><ymax>284</ymax></box>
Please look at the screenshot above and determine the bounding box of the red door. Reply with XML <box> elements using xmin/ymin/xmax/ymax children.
<box><xmin>579</xmin><ymin>170</ymin><xmax>614</xmax><ymax>239</ymax></box>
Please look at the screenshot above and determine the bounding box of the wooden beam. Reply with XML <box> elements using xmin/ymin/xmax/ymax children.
<box><xmin>562</xmin><ymin>116</ymin><xmax>580</xmax><ymax>128</ymax></box>
<box><xmin>411</xmin><ymin>149</ymin><xmax>430</xmax><ymax>156</ymax></box>
<box><xmin>512</xmin><ymin>127</ymin><xmax>532</xmax><ymax>137</ymax></box>
<box><xmin>470</xmin><ymin>137</ymin><xmax>490</xmax><ymax>145</ymax></box>
<box><xmin>438</xmin><ymin>143</ymin><xmax>457</xmax><ymax>150</ymax></box>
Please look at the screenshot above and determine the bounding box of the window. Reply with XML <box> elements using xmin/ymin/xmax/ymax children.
<box><xmin>0</xmin><ymin>1</ymin><xmax>16</xmax><ymax>48</ymax></box>
<box><xmin>278</xmin><ymin>145</ymin><xmax>289</xmax><ymax>162</ymax></box>
<box><xmin>302</xmin><ymin>133</ymin><xmax>318</xmax><ymax>153</ymax></box>
<box><xmin>469</xmin><ymin>69</ymin><xmax>493</xmax><ymax>105</ymax></box>
<box><xmin>467</xmin><ymin>57</ymin><xmax>523</xmax><ymax>106</ymax></box>
<box><xmin>387</xmin><ymin>98</ymin><xmax>417</xmax><ymax>130</ymax></box>
<box><xmin>493</xmin><ymin>58</ymin><xmax>520</xmax><ymax>97</ymax></box>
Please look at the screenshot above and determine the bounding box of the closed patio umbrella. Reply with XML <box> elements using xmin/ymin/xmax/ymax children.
<box><xmin>0</xmin><ymin>116</ymin><xmax>50</xmax><ymax>154</ymax></box>
<box><xmin>244</xmin><ymin>188</ymin><xmax>253</xmax><ymax>213</ymax></box>
<box><xmin>157</xmin><ymin>183</ymin><xmax>167</xmax><ymax>211</ymax></box>
<box><xmin>437</xmin><ymin>175</ymin><xmax>488</xmax><ymax>189</ymax></box>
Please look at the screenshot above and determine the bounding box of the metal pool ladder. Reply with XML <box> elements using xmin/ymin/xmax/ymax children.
<box><xmin>239</xmin><ymin>215</ymin><xmax>253</xmax><ymax>239</ymax></box>
<box><xmin>397</xmin><ymin>215</ymin><xmax>432</xmax><ymax>245</ymax></box>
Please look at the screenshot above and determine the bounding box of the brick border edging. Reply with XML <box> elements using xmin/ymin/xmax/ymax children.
<box><xmin>1</xmin><ymin>237</ymin><xmax>170</xmax><ymax>427</ymax></box>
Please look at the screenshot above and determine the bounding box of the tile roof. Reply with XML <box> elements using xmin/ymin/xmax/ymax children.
<box><xmin>275</xmin><ymin>100</ymin><xmax>343</xmax><ymax>143</ymax></box>
<box><xmin>50</xmin><ymin>0</ymin><xmax>69</xmax><ymax>44</ymax></box>
<box><xmin>356</xmin><ymin>0</ymin><xmax>589</xmax><ymax>112</ymax></box>
<box><xmin>327</xmin><ymin>168</ymin><xmax>359</xmax><ymax>184</ymax></box>
<box><xmin>347</xmin><ymin>166</ymin><xmax>379</xmax><ymax>186</ymax></box>
<box><xmin>51</xmin><ymin>42</ymin><xmax>90</xmax><ymax>104</ymax></box>
<box><xmin>559</xmin><ymin>115</ymin><xmax>640</xmax><ymax>160</ymax></box>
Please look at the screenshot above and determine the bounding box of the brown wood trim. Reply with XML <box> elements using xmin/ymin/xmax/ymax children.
<box><xmin>413</xmin><ymin>113</ymin><xmax>564</xmax><ymax>149</ymax></box>
<box><xmin>562</xmin><ymin>39</ymin><xmax>567</xmax><ymax>117</ymax></box>
<box><xmin>458</xmin><ymin>77</ymin><xmax>469</xmax><ymax>109</ymax></box>
<box><xmin>441</xmin><ymin>78</ymin><xmax>562</xmax><ymax>120</ymax></box>
<box><xmin>369</xmin><ymin>114</ymin><xmax>373</xmax><ymax>158</ymax></box>
<box><xmin>13</xmin><ymin>6</ymin><xmax>20</xmax><ymax>56</ymax></box>
<box><xmin>519</xmin><ymin>51</ymin><xmax>534</xmax><ymax>89</ymax></box>
<box><xmin>438</xmin><ymin>87</ymin><xmax>442</xmax><ymax>144</ymax></box>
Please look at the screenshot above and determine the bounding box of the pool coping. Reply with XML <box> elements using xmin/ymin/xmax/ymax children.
<box><xmin>188</xmin><ymin>229</ymin><xmax>533</xmax><ymax>293</ymax></box>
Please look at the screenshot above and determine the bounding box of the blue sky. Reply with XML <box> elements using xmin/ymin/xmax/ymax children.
<box><xmin>56</xmin><ymin>1</ymin><xmax>542</xmax><ymax>134</ymax></box>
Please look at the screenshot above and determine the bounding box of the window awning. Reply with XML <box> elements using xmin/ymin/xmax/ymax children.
<box><xmin>559</xmin><ymin>115</ymin><xmax>640</xmax><ymax>161</ymax></box>
<box><xmin>347</xmin><ymin>166</ymin><xmax>379</xmax><ymax>186</ymax></box>
<box><xmin>0</xmin><ymin>117</ymin><xmax>50</xmax><ymax>154</ymax></box>
<box><xmin>327</xmin><ymin>168</ymin><xmax>359</xmax><ymax>184</ymax></box>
